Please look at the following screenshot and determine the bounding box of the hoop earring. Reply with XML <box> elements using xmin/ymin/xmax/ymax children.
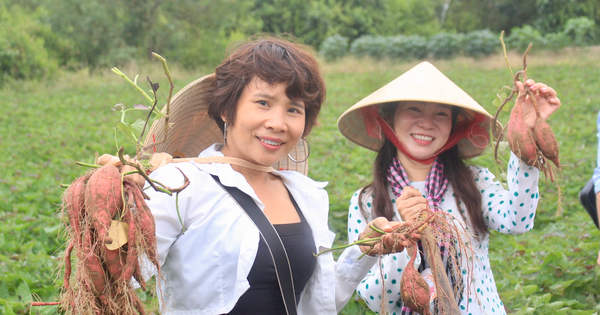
<box><xmin>288</xmin><ymin>138</ymin><xmax>310</xmax><ymax>163</ymax></box>
<box><xmin>223</xmin><ymin>121</ymin><xmax>228</xmax><ymax>145</ymax></box>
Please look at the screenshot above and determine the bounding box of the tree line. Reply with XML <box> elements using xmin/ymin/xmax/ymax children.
<box><xmin>0</xmin><ymin>0</ymin><xmax>598</xmax><ymax>84</ymax></box>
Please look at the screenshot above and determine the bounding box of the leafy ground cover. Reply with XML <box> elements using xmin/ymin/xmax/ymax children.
<box><xmin>1</xmin><ymin>48</ymin><xmax>599</xmax><ymax>314</ymax></box>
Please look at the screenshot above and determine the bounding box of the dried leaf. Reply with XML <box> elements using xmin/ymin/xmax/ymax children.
<box><xmin>105</xmin><ymin>220</ymin><xmax>130</xmax><ymax>250</ymax></box>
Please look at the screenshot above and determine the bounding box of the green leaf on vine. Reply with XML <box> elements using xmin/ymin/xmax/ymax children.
<box><xmin>116</xmin><ymin>122</ymin><xmax>137</xmax><ymax>144</ymax></box>
<box><xmin>492</xmin><ymin>98</ymin><xmax>501</xmax><ymax>108</ymax></box>
<box><xmin>131</xmin><ymin>119</ymin><xmax>146</xmax><ymax>138</ymax></box>
<box><xmin>116</xmin><ymin>119</ymin><xmax>146</xmax><ymax>145</ymax></box>
<box><xmin>492</xmin><ymin>92</ymin><xmax>511</xmax><ymax>112</ymax></box>
<box><xmin>499</xmin><ymin>93</ymin><xmax>509</xmax><ymax>111</ymax></box>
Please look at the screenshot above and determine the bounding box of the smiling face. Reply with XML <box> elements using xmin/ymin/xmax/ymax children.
<box><xmin>392</xmin><ymin>101</ymin><xmax>453</xmax><ymax>161</ymax></box>
<box><xmin>221</xmin><ymin>76</ymin><xmax>305</xmax><ymax>166</ymax></box>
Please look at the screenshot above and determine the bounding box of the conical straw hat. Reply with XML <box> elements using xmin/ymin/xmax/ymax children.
<box><xmin>143</xmin><ymin>74</ymin><xmax>310</xmax><ymax>175</ymax></box>
<box><xmin>337</xmin><ymin>61</ymin><xmax>499</xmax><ymax>159</ymax></box>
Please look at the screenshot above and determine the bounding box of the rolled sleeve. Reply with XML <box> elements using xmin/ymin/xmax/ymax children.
<box><xmin>477</xmin><ymin>152</ymin><xmax>539</xmax><ymax>235</ymax></box>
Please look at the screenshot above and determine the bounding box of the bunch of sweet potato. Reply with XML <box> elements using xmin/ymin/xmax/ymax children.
<box><xmin>494</xmin><ymin>43</ymin><xmax>561</xmax><ymax>184</ymax></box>
<box><xmin>60</xmin><ymin>163</ymin><xmax>159</xmax><ymax>315</ymax></box>
<box><xmin>395</xmin><ymin>210</ymin><xmax>470</xmax><ymax>315</ymax></box>
<box><xmin>506</xmin><ymin>81</ymin><xmax>560</xmax><ymax>181</ymax></box>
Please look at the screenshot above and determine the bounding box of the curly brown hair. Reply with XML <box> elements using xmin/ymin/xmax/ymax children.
<box><xmin>208</xmin><ymin>34</ymin><xmax>326</xmax><ymax>137</ymax></box>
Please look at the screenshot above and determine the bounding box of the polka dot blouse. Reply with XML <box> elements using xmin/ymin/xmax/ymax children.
<box><xmin>347</xmin><ymin>152</ymin><xmax>539</xmax><ymax>315</ymax></box>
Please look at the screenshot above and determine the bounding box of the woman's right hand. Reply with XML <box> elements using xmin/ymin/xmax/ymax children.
<box><xmin>358</xmin><ymin>217</ymin><xmax>417</xmax><ymax>256</ymax></box>
<box><xmin>97</xmin><ymin>154</ymin><xmax>146</xmax><ymax>188</ymax></box>
<box><xmin>396</xmin><ymin>186</ymin><xmax>428</xmax><ymax>221</ymax></box>
<box><xmin>96</xmin><ymin>153</ymin><xmax>172</xmax><ymax>188</ymax></box>
<box><xmin>96</xmin><ymin>152</ymin><xmax>173</xmax><ymax>188</ymax></box>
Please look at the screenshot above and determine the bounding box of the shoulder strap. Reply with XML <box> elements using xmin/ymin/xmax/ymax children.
<box><xmin>211</xmin><ymin>175</ymin><xmax>298</xmax><ymax>315</ymax></box>
<box><xmin>172</xmin><ymin>156</ymin><xmax>276</xmax><ymax>173</ymax></box>
<box><xmin>580</xmin><ymin>177</ymin><xmax>599</xmax><ymax>229</ymax></box>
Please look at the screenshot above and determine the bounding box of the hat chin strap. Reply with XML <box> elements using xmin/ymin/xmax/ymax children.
<box><xmin>361</xmin><ymin>106</ymin><xmax>489</xmax><ymax>165</ymax></box>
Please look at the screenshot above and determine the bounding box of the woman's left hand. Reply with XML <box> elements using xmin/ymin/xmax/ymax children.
<box><xmin>516</xmin><ymin>79</ymin><xmax>561</xmax><ymax>129</ymax></box>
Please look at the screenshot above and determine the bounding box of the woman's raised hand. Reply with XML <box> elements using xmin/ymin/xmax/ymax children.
<box><xmin>516</xmin><ymin>79</ymin><xmax>561</xmax><ymax>129</ymax></box>
<box><xmin>396</xmin><ymin>186</ymin><xmax>428</xmax><ymax>222</ymax></box>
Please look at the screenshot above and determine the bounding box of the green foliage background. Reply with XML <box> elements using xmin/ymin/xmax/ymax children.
<box><xmin>1</xmin><ymin>48</ymin><xmax>600</xmax><ymax>314</ymax></box>
<box><xmin>1</xmin><ymin>0</ymin><xmax>599</xmax><ymax>84</ymax></box>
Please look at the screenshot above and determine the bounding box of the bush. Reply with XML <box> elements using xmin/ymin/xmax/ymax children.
<box><xmin>349</xmin><ymin>35</ymin><xmax>389</xmax><ymax>60</ymax></box>
<box><xmin>563</xmin><ymin>17</ymin><xmax>597</xmax><ymax>46</ymax></box>
<box><xmin>542</xmin><ymin>32</ymin><xmax>570</xmax><ymax>51</ymax></box>
<box><xmin>462</xmin><ymin>29</ymin><xmax>499</xmax><ymax>58</ymax></box>
<box><xmin>319</xmin><ymin>34</ymin><xmax>349</xmax><ymax>61</ymax></box>
<box><xmin>426</xmin><ymin>33</ymin><xmax>463</xmax><ymax>59</ymax></box>
<box><xmin>0</xmin><ymin>4</ymin><xmax>58</xmax><ymax>85</ymax></box>
<box><xmin>29</xmin><ymin>8</ymin><xmax>76</xmax><ymax>68</ymax></box>
<box><xmin>348</xmin><ymin>36</ymin><xmax>371</xmax><ymax>58</ymax></box>
<box><xmin>46</xmin><ymin>0</ymin><xmax>130</xmax><ymax>69</ymax></box>
<box><xmin>505</xmin><ymin>25</ymin><xmax>545</xmax><ymax>52</ymax></box>
<box><xmin>171</xmin><ymin>30</ymin><xmax>247</xmax><ymax>69</ymax></box>
<box><xmin>343</xmin><ymin>23</ymin><xmax>595</xmax><ymax>63</ymax></box>
<box><xmin>387</xmin><ymin>35</ymin><xmax>428</xmax><ymax>60</ymax></box>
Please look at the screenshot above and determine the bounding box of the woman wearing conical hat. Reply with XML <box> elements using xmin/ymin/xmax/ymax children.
<box><xmin>338</xmin><ymin>62</ymin><xmax>561</xmax><ymax>314</ymax></box>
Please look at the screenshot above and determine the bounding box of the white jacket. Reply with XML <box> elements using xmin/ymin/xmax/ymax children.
<box><xmin>145</xmin><ymin>144</ymin><xmax>377</xmax><ymax>314</ymax></box>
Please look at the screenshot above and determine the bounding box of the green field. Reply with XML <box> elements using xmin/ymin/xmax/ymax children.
<box><xmin>1</xmin><ymin>48</ymin><xmax>599</xmax><ymax>314</ymax></box>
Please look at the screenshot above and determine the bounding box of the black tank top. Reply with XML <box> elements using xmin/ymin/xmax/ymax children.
<box><xmin>226</xmin><ymin>191</ymin><xmax>317</xmax><ymax>314</ymax></box>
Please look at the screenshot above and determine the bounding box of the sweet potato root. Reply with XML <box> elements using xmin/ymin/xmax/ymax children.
<box><xmin>400</xmin><ymin>244</ymin><xmax>432</xmax><ymax>315</ymax></box>
<box><xmin>102</xmin><ymin>246</ymin><xmax>124</xmax><ymax>282</ymax></box>
<box><xmin>506</xmin><ymin>93</ymin><xmax>540</xmax><ymax>167</ymax></box>
<box><xmin>129</xmin><ymin>181</ymin><xmax>159</xmax><ymax>268</ymax></box>
<box><xmin>63</xmin><ymin>241</ymin><xmax>75</xmax><ymax>291</ymax></box>
<box><xmin>119</xmin><ymin>205</ymin><xmax>137</xmax><ymax>283</ymax></box>
<box><xmin>533</xmin><ymin>117</ymin><xmax>560</xmax><ymax>167</ymax></box>
<box><xmin>81</xmin><ymin>229</ymin><xmax>107</xmax><ymax>297</ymax></box>
<box><xmin>85</xmin><ymin>164</ymin><xmax>123</xmax><ymax>245</ymax></box>
<box><xmin>65</xmin><ymin>172</ymin><xmax>92</xmax><ymax>241</ymax></box>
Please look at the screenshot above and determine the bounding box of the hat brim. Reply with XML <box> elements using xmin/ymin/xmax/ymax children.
<box><xmin>143</xmin><ymin>74</ymin><xmax>310</xmax><ymax>175</ymax></box>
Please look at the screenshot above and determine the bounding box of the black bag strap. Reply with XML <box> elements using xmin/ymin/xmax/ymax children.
<box><xmin>211</xmin><ymin>175</ymin><xmax>298</xmax><ymax>315</ymax></box>
<box><xmin>579</xmin><ymin>177</ymin><xmax>600</xmax><ymax>229</ymax></box>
